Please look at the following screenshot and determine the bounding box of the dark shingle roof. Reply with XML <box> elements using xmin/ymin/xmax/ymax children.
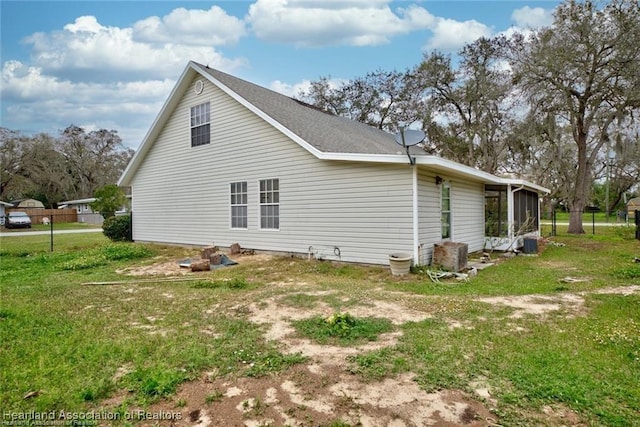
<box><xmin>197</xmin><ymin>64</ymin><xmax>422</xmax><ymax>156</ymax></box>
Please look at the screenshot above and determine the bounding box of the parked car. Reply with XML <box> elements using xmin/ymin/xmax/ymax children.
<box><xmin>5</xmin><ymin>211</ymin><xmax>32</xmax><ymax>229</ymax></box>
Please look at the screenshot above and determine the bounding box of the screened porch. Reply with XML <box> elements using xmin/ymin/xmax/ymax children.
<box><xmin>484</xmin><ymin>184</ymin><xmax>542</xmax><ymax>251</ymax></box>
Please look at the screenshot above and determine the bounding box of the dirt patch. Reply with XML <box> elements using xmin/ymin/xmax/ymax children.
<box><xmin>477</xmin><ymin>285</ymin><xmax>640</xmax><ymax>319</ymax></box>
<box><xmin>247</xmin><ymin>293</ymin><xmax>431</xmax><ymax>367</ymax></box>
<box><xmin>589</xmin><ymin>284</ymin><xmax>640</xmax><ymax>296</ymax></box>
<box><xmin>131</xmin><ymin>291</ymin><xmax>495</xmax><ymax>426</ymax></box>
<box><xmin>139</xmin><ymin>364</ymin><xmax>495</xmax><ymax>427</ymax></box>
<box><xmin>101</xmin><ymin>269</ymin><xmax>639</xmax><ymax>426</ymax></box>
<box><xmin>534</xmin><ymin>404</ymin><xmax>586</xmax><ymax>426</ymax></box>
<box><xmin>477</xmin><ymin>294</ymin><xmax>585</xmax><ymax>318</ymax></box>
<box><xmin>117</xmin><ymin>252</ymin><xmax>273</xmax><ymax>276</ymax></box>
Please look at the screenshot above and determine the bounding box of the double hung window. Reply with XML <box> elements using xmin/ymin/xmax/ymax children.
<box><xmin>259</xmin><ymin>179</ymin><xmax>279</xmax><ymax>230</ymax></box>
<box><xmin>230</xmin><ymin>182</ymin><xmax>248</xmax><ymax>229</ymax></box>
<box><xmin>190</xmin><ymin>102</ymin><xmax>210</xmax><ymax>147</ymax></box>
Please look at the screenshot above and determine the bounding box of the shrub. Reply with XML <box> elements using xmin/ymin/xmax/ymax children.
<box><xmin>102</xmin><ymin>215</ymin><xmax>132</xmax><ymax>241</ymax></box>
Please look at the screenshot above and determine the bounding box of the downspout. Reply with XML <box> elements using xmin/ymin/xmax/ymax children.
<box><xmin>412</xmin><ymin>166</ymin><xmax>419</xmax><ymax>265</ymax></box>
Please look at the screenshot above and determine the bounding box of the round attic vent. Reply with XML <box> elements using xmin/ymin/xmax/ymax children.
<box><xmin>194</xmin><ymin>80</ymin><xmax>204</xmax><ymax>95</ymax></box>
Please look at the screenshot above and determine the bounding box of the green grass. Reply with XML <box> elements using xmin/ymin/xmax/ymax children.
<box><xmin>1</xmin><ymin>227</ymin><xmax>639</xmax><ymax>425</ymax></box>
<box><xmin>0</xmin><ymin>234</ymin><xmax>305</xmax><ymax>412</ymax></box>
<box><xmin>292</xmin><ymin>312</ymin><xmax>393</xmax><ymax>346</ymax></box>
<box><xmin>2</xmin><ymin>222</ymin><xmax>102</xmax><ymax>232</ymax></box>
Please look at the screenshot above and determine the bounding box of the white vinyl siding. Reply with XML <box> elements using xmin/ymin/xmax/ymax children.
<box><xmin>230</xmin><ymin>181</ymin><xmax>247</xmax><ymax>229</ymax></box>
<box><xmin>130</xmin><ymin>75</ymin><xmax>468</xmax><ymax>265</ymax></box>
<box><xmin>450</xmin><ymin>179</ymin><xmax>485</xmax><ymax>253</ymax></box>
<box><xmin>417</xmin><ymin>170</ymin><xmax>485</xmax><ymax>265</ymax></box>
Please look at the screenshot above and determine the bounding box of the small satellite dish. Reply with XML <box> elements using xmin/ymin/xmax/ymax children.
<box><xmin>394</xmin><ymin>129</ymin><xmax>425</xmax><ymax>165</ymax></box>
<box><xmin>394</xmin><ymin>129</ymin><xmax>425</xmax><ymax>147</ymax></box>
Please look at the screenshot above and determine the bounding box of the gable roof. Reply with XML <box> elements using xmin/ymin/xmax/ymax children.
<box><xmin>198</xmin><ymin>64</ymin><xmax>419</xmax><ymax>156</ymax></box>
<box><xmin>119</xmin><ymin>61</ymin><xmax>549</xmax><ymax>194</ymax></box>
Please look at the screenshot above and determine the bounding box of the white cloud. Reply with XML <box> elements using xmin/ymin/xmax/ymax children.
<box><xmin>132</xmin><ymin>6</ymin><xmax>246</xmax><ymax>46</ymax></box>
<box><xmin>269</xmin><ymin>79</ymin><xmax>312</xmax><ymax>97</ymax></box>
<box><xmin>1</xmin><ymin>60</ymin><xmax>174</xmax><ymax>147</ymax></box>
<box><xmin>1</xmin><ymin>2</ymin><xmax>517</xmax><ymax>148</ymax></box>
<box><xmin>425</xmin><ymin>17</ymin><xmax>492</xmax><ymax>51</ymax></box>
<box><xmin>24</xmin><ymin>15</ymin><xmax>247</xmax><ymax>81</ymax></box>
<box><xmin>3</xmin><ymin>7</ymin><xmax>250</xmax><ymax>148</ymax></box>
<box><xmin>511</xmin><ymin>6</ymin><xmax>554</xmax><ymax>29</ymax></box>
<box><xmin>246</xmin><ymin>0</ymin><xmax>430</xmax><ymax>47</ymax></box>
<box><xmin>246</xmin><ymin>0</ymin><xmax>489</xmax><ymax>52</ymax></box>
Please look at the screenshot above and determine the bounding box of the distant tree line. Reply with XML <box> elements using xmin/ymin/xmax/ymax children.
<box><xmin>0</xmin><ymin>125</ymin><xmax>134</xmax><ymax>208</ymax></box>
<box><xmin>298</xmin><ymin>0</ymin><xmax>640</xmax><ymax>233</ymax></box>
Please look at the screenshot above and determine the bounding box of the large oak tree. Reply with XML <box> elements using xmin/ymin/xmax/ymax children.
<box><xmin>508</xmin><ymin>0</ymin><xmax>640</xmax><ymax>233</ymax></box>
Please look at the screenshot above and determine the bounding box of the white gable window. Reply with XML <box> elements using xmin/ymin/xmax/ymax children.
<box><xmin>190</xmin><ymin>102</ymin><xmax>210</xmax><ymax>147</ymax></box>
<box><xmin>259</xmin><ymin>178</ymin><xmax>279</xmax><ymax>230</ymax></box>
<box><xmin>230</xmin><ymin>181</ymin><xmax>248</xmax><ymax>229</ymax></box>
<box><xmin>441</xmin><ymin>180</ymin><xmax>451</xmax><ymax>239</ymax></box>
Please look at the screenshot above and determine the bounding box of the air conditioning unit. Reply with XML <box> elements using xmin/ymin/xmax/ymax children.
<box><xmin>433</xmin><ymin>242</ymin><xmax>468</xmax><ymax>272</ymax></box>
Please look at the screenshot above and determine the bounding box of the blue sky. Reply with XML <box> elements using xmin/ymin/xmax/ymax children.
<box><xmin>1</xmin><ymin>0</ymin><xmax>559</xmax><ymax>149</ymax></box>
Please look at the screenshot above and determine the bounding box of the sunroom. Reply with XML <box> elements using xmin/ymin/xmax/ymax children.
<box><xmin>484</xmin><ymin>181</ymin><xmax>549</xmax><ymax>252</ymax></box>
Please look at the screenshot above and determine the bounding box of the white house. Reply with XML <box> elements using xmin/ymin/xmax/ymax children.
<box><xmin>58</xmin><ymin>198</ymin><xmax>103</xmax><ymax>225</ymax></box>
<box><xmin>118</xmin><ymin>61</ymin><xmax>549</xmax><ymax>265</ymax></box>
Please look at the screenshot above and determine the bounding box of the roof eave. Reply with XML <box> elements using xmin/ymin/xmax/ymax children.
<box><xmin>501</xmin><ymin>178</ymin><xmax>551</xmax><ymax>194</ymax></box>
<box><xmin>59</xmin><ymin>198</ymin><xmax>96</xmax><ymax>205</ymax></box>
<box><xmin>118</xmin><ymin>62</ymin><xmax>549</xmax><ymax>196</ymax></box>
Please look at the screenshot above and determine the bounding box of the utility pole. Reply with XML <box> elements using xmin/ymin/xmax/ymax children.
<box><xmin>605</xmin><ymin>148</ymin><xmax>615</xmax><ymax>222</ymax></box>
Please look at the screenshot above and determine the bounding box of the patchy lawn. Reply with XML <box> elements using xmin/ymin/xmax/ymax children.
<box><xmin>1</xmin><ymin>226</ymin><xmax>638</xmax><ymax>426</ymax></box>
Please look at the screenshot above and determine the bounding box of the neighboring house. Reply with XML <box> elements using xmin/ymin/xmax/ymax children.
<box><xmin>58</xmin><ymin>198</ymin><xmax>103</xmax><ymax>225</ymax></box>
<box><xmin>628</xmin><ymin>197</ymin><xmax>640</xmax><ymax>223</ymax></box>
<box><xmin>10</xmin><ymin>199</ymin><xmax>45</xmax><ymax>209</ymax></box>
<box><xmin>118</xmin><ymin>61</ymin><xmax>549</xmax><ymax>266</ymax></box>
<box><xmin>0</xmin><ymin>201</ymin><xmax>13</xmax><ymax>225</ymax></box>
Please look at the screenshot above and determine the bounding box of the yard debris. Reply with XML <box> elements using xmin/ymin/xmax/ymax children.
<box><xmin>23</xmin><ymin>390</ymin><xmax>43</xmax><ymax>399</ymax></box>
<box><xmin>558</xmin><ymin>277</ymin><xmax>589</xmax><ymax>283</ymax></box>
<box><xmin>190</xmin><ymin>259</ymin><xmax>211</xmax><ymax>272</ymax></box>
<box><xmin>201</xmin><ymin>245</ymin><xmax>219</xmax><ymax>260</ymax></box>
<box><xmin>425</xmin><ymin>269</ymin><xmax>470</xmax><ymax>284</ymax></box>
<box><xmin>82</xmin><ymin>277</ymin><xmax>208</xmax><ymax>286</ymax></box>
<box><xmin>230</xmin><ymin>243</ymin><xmax>242</xmax><ymax>255</ymax></box>
<box><xmin>179</xmin><ymin>255</ymin><xmax>238</xmax><ymax>270</ymax></box>
<box><xmin>633</xmin><ymin>257</ymin><xmax>640</xmax><ymax>263</ymax></box>
<box><xmin>548</xmin><ymin>241</ymin><xmax>566</xmax><ymax>247</ymax></box>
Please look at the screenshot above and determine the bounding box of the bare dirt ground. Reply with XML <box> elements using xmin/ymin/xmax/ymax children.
<box><xmin>139</xmin><ymin>287</ymin><xmax>497</xmax><ymax>427</ymax></box>
<box><xmin>112</xmin><ymin>254</ymin><xmax>638</xmax><ymax>427</ymax></box>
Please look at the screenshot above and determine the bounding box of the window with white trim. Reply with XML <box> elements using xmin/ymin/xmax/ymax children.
<box><xmin>441</xmin><ymin>180</ymin><xmax>451</xmax><ymax>239</ymax></box>
<box><xmin>230</xmin><ymin>181</ymin><xmax>248</xmax><ymax>229</ymax></box>
<box><xmin>190</xmin><ymin>102</ymin><xmax>210</xmax><ymax>147</ymax></box>
<box><xmin>259</xmin><ymin>179</ymin><xmax>279</xmax><ymax>230</ymax></box>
